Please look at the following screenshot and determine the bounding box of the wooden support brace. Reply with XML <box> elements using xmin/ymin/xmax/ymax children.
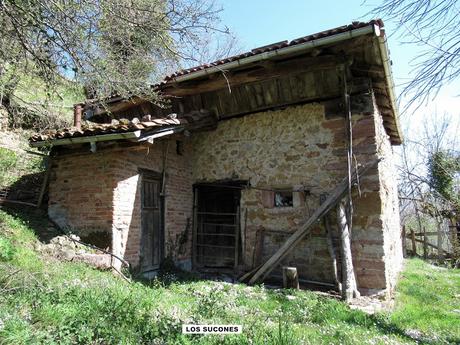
<box><xmin>246</xmin><ymin>158</ymin><xmax>379</xmax><ymax>285</ymax></box>
<box><xmin>324</xmin><ymin>214</ymin><xmax>341</xmax><ymax>292</ymax></box>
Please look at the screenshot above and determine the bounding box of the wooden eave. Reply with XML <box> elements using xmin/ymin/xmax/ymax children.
<box><xmin>93</xmin><ymin>26</ymin><xmax>402</xmax><ymax>145</ymax></box>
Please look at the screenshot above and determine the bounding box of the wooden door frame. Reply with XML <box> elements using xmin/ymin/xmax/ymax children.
<box><xmin>192</xmin><ymin>182</ymin><xmax>243</xmax><ymax>271</ymax></box>
<box><xmin>139</xmin><ymin>169</ymin><xmax>164</xmax><ymax>272</ymax></box>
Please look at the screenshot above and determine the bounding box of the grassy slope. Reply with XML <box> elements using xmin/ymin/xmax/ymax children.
<box><xmin>0</xmin><ymin>207</ymin><xmax>459</xmax><ymax>345</ymax></box>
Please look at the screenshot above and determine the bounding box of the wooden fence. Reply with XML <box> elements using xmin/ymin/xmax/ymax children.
<box><xmin>402</xmin><ymin>224</ymin><xmax>457</xmax><ymax>261</ymax></box>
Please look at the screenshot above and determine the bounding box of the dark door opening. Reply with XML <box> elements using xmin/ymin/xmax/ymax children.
<box><xmin>194</xmin><ymin>184</ymin><xmax>241</xmax><ymax>269</ymax></box>
<box><xmin>140</xmin><ymin>171</ymin><xmax>163</xmax><ymax>272</ymax></box>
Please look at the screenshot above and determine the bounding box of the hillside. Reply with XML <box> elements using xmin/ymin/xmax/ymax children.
<box><xmin>0</xmin><ymin>206</ymin><xmax>459</xmax><ymax>344</ymax></box>
<box><xmin>0</xmin><ymin>72</ymin><xmax>84</xmax><ymax>206</ymax></box>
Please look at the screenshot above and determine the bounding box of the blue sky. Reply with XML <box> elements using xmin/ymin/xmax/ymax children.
<box><xmin>218</xmin><ymin>1</ymin><xmax>460</xmax><ymax>137</ymax></box>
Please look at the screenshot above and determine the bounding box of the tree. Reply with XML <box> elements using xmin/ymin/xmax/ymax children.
<box><xmin>369</xmin><ymin>0</ymin><xmax>460</xmax><ymax>108</ymax></box>
<box><xmin>0</xmin><ymin>0</ymin><xmax>235</xmax><ymax>108</ymax></box>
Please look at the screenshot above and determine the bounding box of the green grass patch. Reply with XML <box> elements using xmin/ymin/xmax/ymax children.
<box><xmin>0</xmin><ymin>147</ymin><xmax>45</xmax><ymax>188</ymax></box>
<box><xmin>391</xmin><ymin>258</ymin><xmax>460</xmax><ymax>343</ymax></box>
<box><xmin>0</xmin><ymin>208</ymin><xmax>459</xmax><ymax>344</ymax></box>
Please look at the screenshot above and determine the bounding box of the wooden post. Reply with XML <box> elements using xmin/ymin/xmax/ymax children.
<box><xmin>437</xmin><ymin>220</ymin><xmax>444</xmax><ymax>264</ymax></box>
<box><xmin>324</xmin><ymin>214</ymin><xmax>342</xmax><ymax>293</ymax></box>
<box><xmin>36</xmin><ymin>156</ymin><xmax>50</xmax><ymax>208</ymax></box>
<box><xmin>423</xmin><ymin>227</ymin><xmax>428</xmax><ymax>259</ymax></box>
<box><xmin>282</xmin><ymin>266</ymin><xmax>299</xmax><ymax>289</ymax></box>
<box><xmin>337</xmin><ymin>199</ymin><xmax>359</xmax><ymax>302</ymax></box>
<box><xmin>410</xmin><ymin>228</ymin><xmax>416</xmax><ymax>256</ymax></box>
<box><xmin>192</xmin><ymin>188</ymin><xmax>198</xmax><ymax>268</ymax></box>
<box><xmin>234</xmin><ymin>206</ymin><xmax>240</xmax><ymax>269</ymax></box>
<box><xmin>402</xmin><ymin>225</ymin><xmax>407</xmax><ymax>258</ymax></box>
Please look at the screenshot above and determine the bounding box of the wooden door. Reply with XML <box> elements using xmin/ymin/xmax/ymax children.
<box><xmin>140</xmin><ymin>172</ymin><xmax>162</xmax><ymax>271</ymax></box>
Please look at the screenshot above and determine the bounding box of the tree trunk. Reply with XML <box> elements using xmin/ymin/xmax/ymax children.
<box><xmin>337</xmin><ymin>199</ymin><xmax>359</xmax><ymax>302</ymax></box>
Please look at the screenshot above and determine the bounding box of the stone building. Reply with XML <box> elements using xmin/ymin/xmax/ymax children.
<box><xmin>30</xmin><ymin>20</ymin><xmax>403</xmax><ymax>296</ymax></box>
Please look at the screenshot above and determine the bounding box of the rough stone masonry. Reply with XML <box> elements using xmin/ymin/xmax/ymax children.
<box><xmin>48</xmin><ymin>96</ymin><xmax>402</xmax><ymax>296</ymax></box>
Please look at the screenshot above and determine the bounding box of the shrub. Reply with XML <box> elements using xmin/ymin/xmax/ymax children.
<box><xmin>0</xmin><ymin>236</ymin><xmax>15</xmax><ymax>261</ymax></box>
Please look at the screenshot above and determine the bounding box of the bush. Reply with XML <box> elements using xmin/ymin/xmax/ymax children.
<box><xmin>0</xmin><ymin>236</ymin><xmax>15</xmax><ymax>261</ymax></box>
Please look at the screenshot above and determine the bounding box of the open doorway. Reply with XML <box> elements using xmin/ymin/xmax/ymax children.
<box><xmin>193</xmin><ymin>183</ymin><xmax>241</xmax><ymax>269</ymax></box>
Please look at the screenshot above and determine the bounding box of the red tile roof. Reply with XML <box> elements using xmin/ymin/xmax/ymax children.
<box><xmin>29</xmin><ymin>117</ymin><xmax>184</xmax><ymax>143</ymax></box>
<box><xmin>162</xmin><ymin>20</ymin><xmax>383</xmax><ymax>82</ymax></box>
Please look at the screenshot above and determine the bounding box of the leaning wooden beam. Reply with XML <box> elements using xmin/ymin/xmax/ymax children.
<box><xmin>412</xmin><ymin>237</ymin><xmax>451</xmax><ymax>254</ymax></box>
<box><xmin>37</xmin><ymin>156</ymin><xmax>51</xmax><ymax>208</ymax></box>
<box><xmin>0</xmin><ymin>198</ymin><xmax>37</xmax><ymax>207</ymax></box>
<box><xmin>247</xmin><ymin>158</ymin><xmax>379</xmax><ymax>285</ymax></box>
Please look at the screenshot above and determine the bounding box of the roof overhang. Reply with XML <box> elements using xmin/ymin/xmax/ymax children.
<box><xmin>30</xmin><ymin>126</ymin><xmax>184</xmax><ymax>148</ymax></box>
<box><xmin>168</xmin><ymin>24</ymin><xmax>378</xmax><ymax>83</ymax></box>
<box><xmin>161</xmin><ymin>21</ymin><xmax>402</xmax><ymax>144</ymax></box>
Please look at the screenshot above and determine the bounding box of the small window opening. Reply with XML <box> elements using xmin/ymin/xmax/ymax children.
<box><xmin>176</xmin><ymin>140</ymin><xmax>184</xmax><ymax>155</ymax></box>
<box><xmin>274</xmin><ymin>191</ymin><xmax>293</xmax><ymax>207</ymax></box>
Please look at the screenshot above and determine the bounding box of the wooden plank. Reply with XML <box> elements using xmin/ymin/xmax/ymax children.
<box><xmin>413</xmin><ymin>237</ymin><xmax>451</xmax><ymax>254</ymax></box>
<box><xmin>234</xmin><ymin>206</ymin><xmax>240</xmax><ymax>269</ymax></box>
<box><xmin>0</xmin><ymin>198</ymin><xmax>37</xmax><ymax>207</ymax></box>
<box><xmin>162</xmin><ymin>55</ymin><xmax>343</xmax><ymax>97</ymax></box>
<box><xmin>192</xmin><ymin>189</ymin><xmax>198</xmax><ymax>268</ymax></box>
<box><xmin>247</xmin><ymin>158</ymin><xmax>379</xmax><ymax>285</ymax></box>
<box><xmin>411</xmin><ymin>232</ymin><xmax>439</xmax><ymax>236</ymax></box>
<box><xmin>37</xmin><ymin>157</ymin><xmax>51</xmax><ymax>208</ymax></box>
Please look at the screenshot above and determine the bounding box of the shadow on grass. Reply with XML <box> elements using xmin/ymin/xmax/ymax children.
<box><xmin>343</xmin><ymin>307</ymin><xmax>458</xmax><ymax>345</ymax></box>
<box><xmin>132</xmin><ymin>257</ymin><xmax>201</xmax><ymax>288</ymax></box>
<box><xmin>1</xmin><ymin>203</ymin><xmax>59</xmax><ymax>243</ymax></box>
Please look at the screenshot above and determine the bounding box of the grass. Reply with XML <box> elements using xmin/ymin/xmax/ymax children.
<box><xmin>391</xmin><ymin>259</ymin><xmax>460</xmax><ymax>343</ymax></box>
<box><xmin>0</xmin><ymin>147</ymin><xmax>45</xmax><ymax>188</ymax></box>
<box><xmin>0</xmin><ymin>206</ymin><xmax>459</xmax><ymax>344</ymax></box>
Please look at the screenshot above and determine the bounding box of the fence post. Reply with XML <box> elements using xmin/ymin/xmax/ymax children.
<box><xmin>410</xmin><ymin>228</ymin><xmax>416</xmax><ymax>256</ymax></box>
<box><xmin>437</xmin><ymin>220</ymin><xmax>444</xmax><ymax>264</ymax></box>
<box><xmin>423</xmin><ymin>227</ymin><xmax>428</xmax><ymax>259</ymax></box>
<box><xmin>402</xmin><ymin>225</ymin><xmax>407</xmax><ymax>258</ymax></box>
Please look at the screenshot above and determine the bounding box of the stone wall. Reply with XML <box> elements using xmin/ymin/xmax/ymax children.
<box><xmin>374</xmin><ymin>102</ymin><xmax>404</xmax><ymax>294</ymax></box>
<box><xmin>47</xmin><ymin>98</ymin><xmax>401</xmax><ymax>294</ymax></box>
<box><xmin>191</xmin><ymin>101</ymin><xmax>399</xmax><ymax>293</ymax></box>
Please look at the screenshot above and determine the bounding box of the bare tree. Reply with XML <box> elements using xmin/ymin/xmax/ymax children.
<box><xmin>397</xmin><ymin>112</ymin><xmax>459</xmax><ymax>261</ymax></box>
<box><xmin>369</xmin><ymin>0</ymin><xmax>460</xmax><ymax>109</ymax></box>
<box><xmin>0</xmin><ymin>0</ymin><xmax>236</xmax><ymax>104</ymax></box>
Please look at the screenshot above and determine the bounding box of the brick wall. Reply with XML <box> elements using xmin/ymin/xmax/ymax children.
<box><xmin>48</xmin><ymin>151</ymin><xmax>116</xmax><ymax>248</ymax></box>
<box><xmin>48</xmin><ymin>142</ymin><xmax>194</xmax><ymax>270</ymax></box>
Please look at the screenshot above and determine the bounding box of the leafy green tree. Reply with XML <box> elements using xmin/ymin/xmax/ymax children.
<box><xmin>428</xmin><ymin>150</ymin><xmax>460</xmax><ymax>215</ymax></box>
